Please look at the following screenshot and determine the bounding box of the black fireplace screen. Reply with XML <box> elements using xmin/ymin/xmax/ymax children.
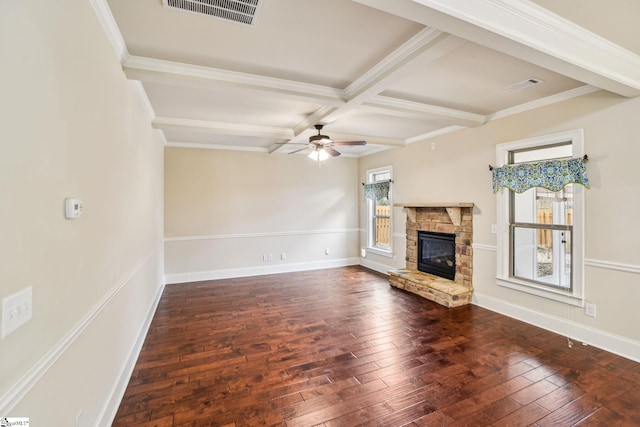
<box><xmin>418</xmin><ymin>231</ymin><xmax>456</xmax><ymax>280</ymax></box>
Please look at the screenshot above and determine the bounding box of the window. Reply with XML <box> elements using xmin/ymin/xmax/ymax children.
<box><xmin>496</xmin><ymin>130</ymin><xmax>585</xmax><ymax>306</ymax></box>
<box><xmin>366</xmin><ymin>167</ymin><xmax>392</xmax><ymax>254</ymax></box>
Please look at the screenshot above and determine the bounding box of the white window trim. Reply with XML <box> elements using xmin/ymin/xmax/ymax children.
<box><xmin>366</xmin><ymin>166</ymin><xmax>393</xmax><ymax>256</ymax></box>
<box><xmin>496</xmin><ymin>129</ymin><xmax>585</xmax><ymax>307</ymax></box>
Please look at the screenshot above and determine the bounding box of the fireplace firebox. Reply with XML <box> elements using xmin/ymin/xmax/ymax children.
<box><xmin>418</xmin><ymin>231</ymin><xmax>456</xmax><ymax>280</ymax></box>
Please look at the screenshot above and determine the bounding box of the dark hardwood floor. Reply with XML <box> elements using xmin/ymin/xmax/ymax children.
<box><xmin>113</xmin><ymin>266</ymin><xmax>640</xmax><ymax>426</ymax></box>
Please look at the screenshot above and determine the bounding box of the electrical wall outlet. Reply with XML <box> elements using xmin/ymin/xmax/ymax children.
<box><xmin>585</xmin><ymin>303</ymin><xmax>596</xmax><ymax>318</ymax></box>
<box><xmin>281</xmin><ymin>252</ymin><xmax>287</xmax><ymax>260</ymax></box>
<box><xmin>2</xmin><ymin>287</ymin><xmax>33</xmax><ymax>338</ymax></box>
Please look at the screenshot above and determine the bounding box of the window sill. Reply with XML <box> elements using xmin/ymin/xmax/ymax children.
<box><xmin>497</xmin><ymin>277</ymin><xmax>584</xmax><ymax>307</ymax></box>
<box><xmin>366</xmin><ymin>247</ymin><xmax>393</xmax><ymax>258</ymax></box>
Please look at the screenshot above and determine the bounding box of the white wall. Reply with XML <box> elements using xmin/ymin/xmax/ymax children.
<box><xmin>359</xmin><ymin>90</ymin><xmax>640</xmax><ymax>361</ymax></box>
<box><xmin>0</xmin><ymin>0</ymin><xmax>164</xmax><ymax>424</ymax></box>
<box><xmin>164</xmin><ymin>147</ymin><xmax>360</xmax><ymax>283</ymax></box>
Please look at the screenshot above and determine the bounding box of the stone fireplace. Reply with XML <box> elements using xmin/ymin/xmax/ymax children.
<box><xmin>389</xmin><ymin>203</ymin><xmax>474</xmax><ymax>307</ymax></box>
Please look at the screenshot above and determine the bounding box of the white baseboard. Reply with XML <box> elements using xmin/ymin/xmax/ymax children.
<box><xmin>165</xmin><ymin>257</ymin><xmax>361</xmax><ymax>284</ymax></box>
<box><xmin>98</xmin><ymin>280</ymin><xmax>165</xmax><ymax>426</ymax></box>
<box><xmin>359</xmin><ymin>257</ymin><xmax>392</xmax><ymax>275</ymax></box>
<box><xmin>473</xmin><ymin>291</ymin><xmax>640</xmax><ymax>363</ymax></box>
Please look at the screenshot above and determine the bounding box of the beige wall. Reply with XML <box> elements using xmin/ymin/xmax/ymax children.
<box><xmin>1</xmin><ymin>0</ymin><xmax>164</xmax><ymax>424</ymax></box>
<box><xmin>359</xmin><ymin>91</ymin><xmax>640</xmax><ymax>359</ymax></box>
<box><xmin>164</xmin><ymin>148</ymin><xmax>360</xmax><ymax>282</ymax></box>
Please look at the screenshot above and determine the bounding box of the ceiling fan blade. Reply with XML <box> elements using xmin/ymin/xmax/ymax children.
<box><xmin>332</xmin><ymin>140</ymin><xmax>367</xmax><ymax>146</ymax></box>
<box><xmin>324</xmin><ymin>146</ymin><xmax>341</xmax><ymax>157</ymax></box>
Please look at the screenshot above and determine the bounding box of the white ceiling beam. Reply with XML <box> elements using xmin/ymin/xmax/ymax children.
<box><xmin>364</xmin><ymin>96</ymin><xmax>486</xmax><ymax>127</ymax></box>
<box><xmin>152</xmin><ymin>116</ymin><xmax>295</xmax><ymax>139</ymax></box>
<box><xmin>327</xmin><ymin>132</ymin><xmax>406</xmax><ymax>147</ymax></box>
<box><xmin>355</xmin><ymin>0</ymin><xmax>640</xmax><ymax>97</ymax></box>
<box><xmin>279</xmin><ymin>28</ymin><xmax>471</xmax><ymax>149</ymax></box>
<box><xmin>165</xmin><ymin>142</ymin><xmax>269</xmax><ymax>152</ymax></box>
<box><xmin>487</xmin><ymin>85</ymin><xmax>600</xmax><ymax>121</ymax></box>
<box><xmin>123</xmin><ymin>56</ymin><xmax>347</xmax><ymax>107</ymax></box>
<box><xmin>343</xmin><ymin>28</ymin><xmax>464</xmax><ymax>104</ymax></box>
<box><xmin>405</xmin><ymin>125</ymin><xmax>465</xmax><ymax>144</ymax></box>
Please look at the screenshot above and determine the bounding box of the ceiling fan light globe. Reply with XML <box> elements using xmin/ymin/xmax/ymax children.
<box><xmin>308</xmin><ymin>148</ymin><xmax>330</xmax><ymax>161</ymax></box>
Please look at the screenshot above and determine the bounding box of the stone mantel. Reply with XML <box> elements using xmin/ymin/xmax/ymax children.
<box><xmin>394</xmin><ymin>203</ymin><xmax>474</xmax><ymax>226</ymax></box>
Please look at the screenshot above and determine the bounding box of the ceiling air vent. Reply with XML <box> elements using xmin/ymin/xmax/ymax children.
<box><xmin>505</xmin><ymin>77</ymin><xmax>544</xmax><ymax>91</ymax></box>
<box><xmin>164</xmin><ymin>0</ymin><xmax>262</xmax><ymax>26</ymax></box>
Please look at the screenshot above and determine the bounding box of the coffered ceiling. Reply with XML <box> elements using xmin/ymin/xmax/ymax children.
<box><xmin>102</xmin><ymin>0</ymin><xmax>640</xmax><ymax>157</ymax></box>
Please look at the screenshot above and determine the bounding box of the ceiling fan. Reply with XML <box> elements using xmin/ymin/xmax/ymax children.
<box><xmin>289</xmin><ymin>124</ymin><xmax>367</xmax><ymax>160</ymax></box>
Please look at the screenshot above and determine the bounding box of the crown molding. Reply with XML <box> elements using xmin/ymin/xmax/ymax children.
<box><xmin>89</xmin><ymin>0</ymin><xmax>129</xmax><ymax>62</ymax></box>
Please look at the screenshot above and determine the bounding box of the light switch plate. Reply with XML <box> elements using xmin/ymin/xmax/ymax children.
<box><xmin>2</xmin><ymin>287</ymin><xmax>32</xmax><ymax>339</ymax></box>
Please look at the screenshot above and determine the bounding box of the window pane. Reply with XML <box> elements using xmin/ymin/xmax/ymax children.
<box><xmin>373</xmin><ymin>171</ymin><xmax>390</xmax><ymax>182</ymax></box>
<box><xmin>514</xmin><ymin>186</ymin><xmax>573</xmax><ymax>225</ymax></box>
<box><xmin>374</xmin><ymin>197</ymin><xmax>390</xmax><ymax>249</ymax></box>
<box><xmin>512</xmin><ymin>226</ymin><xmax>572</xmax><ymax>289</ymax></box>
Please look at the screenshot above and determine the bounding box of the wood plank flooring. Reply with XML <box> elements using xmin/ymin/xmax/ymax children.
<box><xmin>113</xmin><ymin>266</ymin><xmax>640</xmax><ymax>426</ymax></box>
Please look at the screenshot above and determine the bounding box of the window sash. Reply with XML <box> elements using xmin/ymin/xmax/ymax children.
<box><xmin>509</xmin><ymin>223</ymin><xmax>573</xmax><ymax>290</ymax></box>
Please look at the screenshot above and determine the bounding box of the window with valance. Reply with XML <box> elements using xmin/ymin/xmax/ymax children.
<box><xmin>494</xmin><ymin>129</ymin><xmax>587</xmax><ymax>307</ymax></box>
<box><xmin>365</xmin><ymin>170</ymin><xmax>392</xmax><ymax>253</ymax></box>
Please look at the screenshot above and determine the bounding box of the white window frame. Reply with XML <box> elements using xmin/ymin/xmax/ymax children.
<box><xmin>366</xmin><ymin>166</ymin><xmax>393</xmax><ymax>257</ymax></box>
<box><xmin>496</xmin><ymin>129</ymin><xmax>585</xmax><ymax>306</ymax></box>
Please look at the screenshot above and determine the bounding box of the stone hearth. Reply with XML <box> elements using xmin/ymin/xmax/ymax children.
<box><xmin>390</xmin><ymin>203</ymin><xmax>474</xmax><ymax>308</ymax></box>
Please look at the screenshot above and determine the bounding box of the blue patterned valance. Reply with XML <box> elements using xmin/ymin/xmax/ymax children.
<box><xmin>492</xmin><ymin>157</ymin><xmax>589</xmax><ymax>193</ymax></box>
<box><xmin>363</xmin><ymin>180</ymin><xmax>391</xmax><ymax>200</ymax></box>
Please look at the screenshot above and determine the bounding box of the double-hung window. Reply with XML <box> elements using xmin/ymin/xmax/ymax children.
<box><xmin>496</xmin><ymin>130</ymin><xmax>585</xmax><ymax>306</ymax></box>
<box><xmin>365</xmin><ymin>167</ymin><xmax>392</xmax><ymax>255</ymax></box>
